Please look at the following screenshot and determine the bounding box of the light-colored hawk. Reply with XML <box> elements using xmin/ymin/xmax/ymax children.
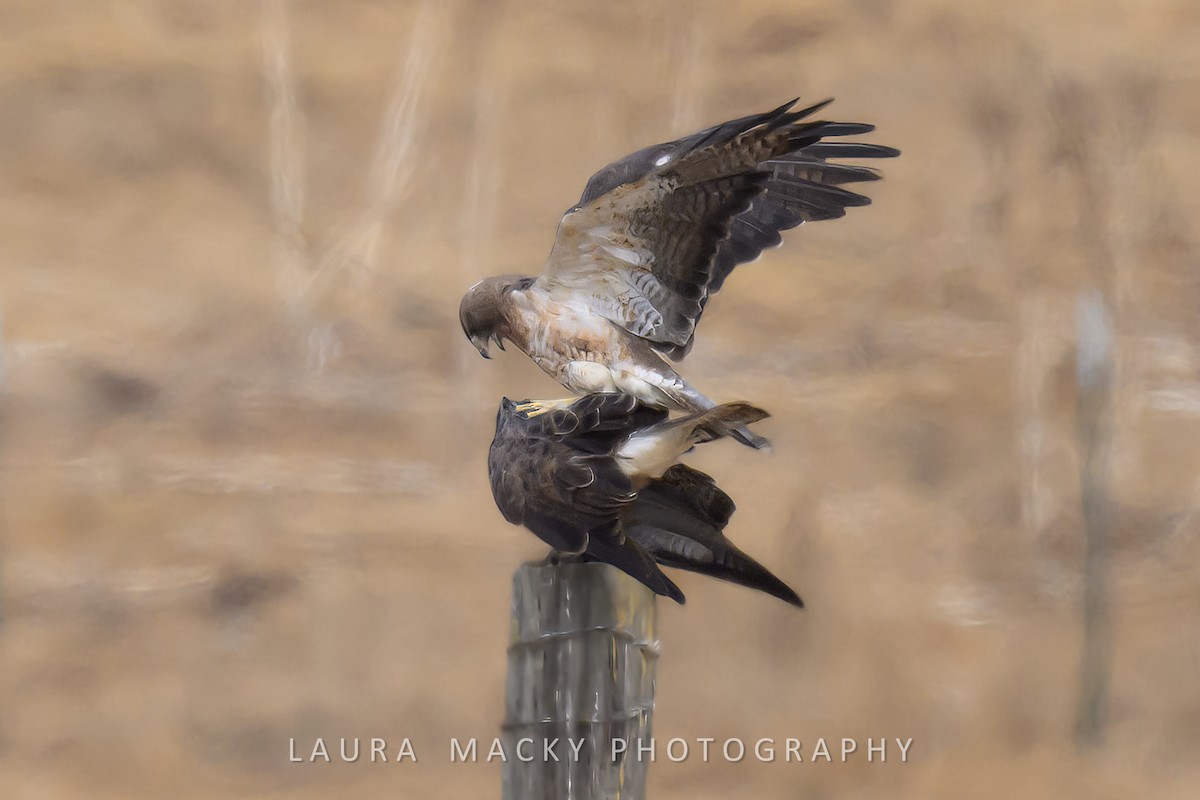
<box><xmin>461</xmin><ymin>98</ymin><xmax>898</xmax><ymax>449</ymax></box>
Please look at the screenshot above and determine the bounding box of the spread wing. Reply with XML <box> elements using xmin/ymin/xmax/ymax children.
<box><xmin>537</xmin><ymin>98</ymin><xmax>899</xmax><ymax>359</ymax></box>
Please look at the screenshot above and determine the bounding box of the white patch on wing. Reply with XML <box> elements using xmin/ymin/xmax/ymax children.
<box><xmin>654</xmin><ymin>154</ymin><xmax>671</xmax><ymax>166</ymax></box>
<box><xmin>601</xmin><ymin>245</ymin><xmax>645</xmax><ymax>266</ymax></box>
<box><xmin>586</xmin><ymin>223</ymin><xmax>617</xmax><ymax>239</ymax></box>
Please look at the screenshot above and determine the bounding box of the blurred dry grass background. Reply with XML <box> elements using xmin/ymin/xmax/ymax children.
<box><xmin>2</xmin><ymin>0</ymin><xmax>1199</xmax><ymax>797</ymax></box>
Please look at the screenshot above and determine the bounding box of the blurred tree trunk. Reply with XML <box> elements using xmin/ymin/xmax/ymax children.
<box><xmin>1073</xmin><ymin>291</ymin><xmax>1114</xmax><ymax>746</ymax></box>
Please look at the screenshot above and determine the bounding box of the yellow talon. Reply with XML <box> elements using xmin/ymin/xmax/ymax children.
<box><xmin>515</xmin><ymin>398</ymin><xmax>576</xmax><ymax>417</ymax></box>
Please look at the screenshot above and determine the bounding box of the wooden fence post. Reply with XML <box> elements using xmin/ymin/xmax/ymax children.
<box><xmin>503</xmin><ymin>561</ymin><xmax>659</xmax><ymax>799</ymax></box>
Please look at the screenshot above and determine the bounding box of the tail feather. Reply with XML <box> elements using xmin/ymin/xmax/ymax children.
<box><xmin>692</xmin><ymin>543</ymin><xmax>804</xmax><ymax>608</ymax></box>
<box><xmin>658</xmin><ymin>463</ymin><xmax>735</xmax><ymax>525</ymax></box>
<box><xmin>732</xmin><ymin>426</ymin><xmax>772</xmax><ymax>450</ymax></box>
<box><xmin>582</xmin><ymin>523</ymin><xmax>686</xmax><ymax>604</ymax></box>
<box><xmin>664</xmin><ymin>384</ymin><xmax>771</xmax><ymax>451</ymax></box>
<box><xmin>628</xmin><ymin>466</ymin><xmax>803</xmax><ymax>608</ymax></box>
<box><xmin>683</xmin><ymin>402</ymin><xmax>771</xmax><ymax>445</ymax></box>
<box><xmin>616</xmin><ymin>402</ymin><xmax>771</xmax><ymax>478</ymax></box>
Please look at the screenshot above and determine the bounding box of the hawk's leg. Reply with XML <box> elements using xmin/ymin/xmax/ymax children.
<box><xmin>539</xmin><ymin>548</ymin><xmax>586</xmax><ymax>566</ymax></box>
<box><xmin>514</xmin><ymin>398</ymin><xmax>578</xmax><ymax>418</ymax></box>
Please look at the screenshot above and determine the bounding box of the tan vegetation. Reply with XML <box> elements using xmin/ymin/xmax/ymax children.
<box><xmin>1</xmin><ymin>0</ymin><xmax>1198</xmax><ymax>797</ymax></box>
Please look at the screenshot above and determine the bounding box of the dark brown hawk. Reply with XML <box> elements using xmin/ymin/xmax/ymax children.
<box><xmin>487</xmin><ymin>392</ymin><xmax>803</xmax><ymax>606</ymax></box>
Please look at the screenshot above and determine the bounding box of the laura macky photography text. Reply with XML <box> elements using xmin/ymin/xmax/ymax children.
<box><xmin>289</xmin><ymin>736</ymin><xmax>914</xmax><ymax>765</ymax></box>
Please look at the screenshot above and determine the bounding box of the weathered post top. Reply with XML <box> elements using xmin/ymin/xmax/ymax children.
<box><xmin>503</xmin><ymin>561</ymin><xmax>659</xmax><ymax>800</ymax></box>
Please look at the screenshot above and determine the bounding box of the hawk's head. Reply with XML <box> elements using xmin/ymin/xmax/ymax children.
<box><xmin>459</xmin><ymin>276</ymin><xmax>523</xmax><ymax>359</ymax></box>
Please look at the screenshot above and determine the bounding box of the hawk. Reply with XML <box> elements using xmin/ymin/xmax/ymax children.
<box><xmin>460</xmin><ymin>97</ymin><xmax>898</xmax><ymax>449</ymax></box>
<box><xmin>488</xmin><ymin>392</ymin><xmax>803</xmax><ymax>606</ymax></box>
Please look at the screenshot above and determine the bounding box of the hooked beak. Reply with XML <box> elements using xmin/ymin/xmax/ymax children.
<box><xmin>470</xmin><ymin>333</ymin><xmax>505</xmax><ymax>359</ymax></box>
<box><xmin>470</xmin><ymin>334</ymin><xmax>491</xmax><ymax>359</ymax></box>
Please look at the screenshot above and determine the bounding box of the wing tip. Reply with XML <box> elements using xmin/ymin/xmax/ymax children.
<box><xmin>663</xmin><ymin>579</ymin><xmax>687</xmax><ymax>604</ymax></box>
<box><xmin>777</xmin><ymin>584</ymin><xmax>805</xmax><ymax>608</ymax></box>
